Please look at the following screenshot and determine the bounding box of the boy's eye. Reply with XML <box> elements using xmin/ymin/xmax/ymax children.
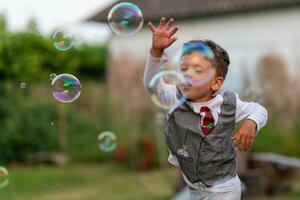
<box><xmin>180</xmin><ymin>66</ymin><xmax>188</xmax><ymax>71</ymax></box>
<box><xmin>194</xmin><ymin>67</ymin><xmax>203</xmax><ymax>73</ymax></box>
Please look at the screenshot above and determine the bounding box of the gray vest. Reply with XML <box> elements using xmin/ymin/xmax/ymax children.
<box><xmin>165</xmin><ymin>90</ymin><xmax>237</xmax><ymax>187</ymax></box>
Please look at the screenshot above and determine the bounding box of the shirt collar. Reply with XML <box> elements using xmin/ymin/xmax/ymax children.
<box><xmin>190</xmin><ymin>93</ymin><xmax>221</xmax><ymax>109</ymax></box>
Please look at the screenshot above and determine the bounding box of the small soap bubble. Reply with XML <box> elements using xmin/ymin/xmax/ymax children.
<box><xmin>20</xmin><ymin>82</ymin><xmax>26</xmax><ymax>89</ymax></box>
<box><xmin>0</xmin><ymin>166</ymin><xmax>9</xmax><ymax>189</ymax></box>
<box><xmin>50</xmin><ymin>73</ymin><xmax>57</xmax><ymax>81</ymax></box>
<box><xmin>51</xmin><ymin>74</ymin><xmax>81</xmax><ymax>103</ymax></box>
<box><xmin>107</xmin><ymin>2</ymin><xmax>144</xmax><ymax>36</ymax></box>
<box><xmin>97</xmin><ymin>131</ymin><xmax>117</xmax><ymax>152</ymax></box>
<box><xmin>52</xmin><ymin>29</ymin><xmax>74</xmax><ymax>51</ymax></box>
<box><xmin>148</xmin><ymin>70</ymin><xmax>188</xmax><ymax>110</ymax></box>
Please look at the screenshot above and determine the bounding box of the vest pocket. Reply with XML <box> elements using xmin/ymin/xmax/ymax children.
<box><xmin>175</xmin><ymin>152</ymin><xmax>193</xmax><ymax>162</ymax></box>
<box><xmin>180</xmin><ymin>157</ymin><xmax>198</xmax><ymax>183</ymax></box>
<box><xmin>198</xmin><ymin>163</ymin><xmax>223</xmax><ymax>184</ymax></box>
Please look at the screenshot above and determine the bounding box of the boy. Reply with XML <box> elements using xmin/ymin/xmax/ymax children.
<box><xmin>143</xmin><ymin>17</ymin><xmax>268</xmax><ymax>200</ymax></box>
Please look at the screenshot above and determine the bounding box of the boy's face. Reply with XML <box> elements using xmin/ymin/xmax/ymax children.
<box><xmin>179</xmin><ymin>51</ymin><xmax>219</xmax><ymax>101</ymax></box>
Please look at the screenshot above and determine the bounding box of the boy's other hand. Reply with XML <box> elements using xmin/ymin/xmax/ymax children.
<box><xmin>148</xmin><ymin>17</ymin><xmax>179</xmax><ymax>58</ymax></box>
<box><xmin>232</xmin><ymin>119</ymin><xmax>257</xmax><ymax>151</ymax></box>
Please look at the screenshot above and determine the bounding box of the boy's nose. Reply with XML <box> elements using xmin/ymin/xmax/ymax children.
<box><xmin>183</xmin><ymin>74</ymin><xmax>193</xmax><ymax>87</ymax></box>
<box><xmin>183</xmin><ymin>74</ymin><xmax>192</xmax><ymax>80</ymax></box>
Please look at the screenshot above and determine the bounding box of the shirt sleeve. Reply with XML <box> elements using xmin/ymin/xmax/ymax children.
<box><xmin>235</xmin><ymin>93</ymin><xmax>268</xmax><ymax>134</ymax></box>
<box><xmin>143</xmin><ymin>51</ymin><xmax>168</xmax><ymax>90</ymax></box>
<box><xmin>143</xmin><ymin>51</ymin><xmax>178</xmax><ymax>112</ymax></box>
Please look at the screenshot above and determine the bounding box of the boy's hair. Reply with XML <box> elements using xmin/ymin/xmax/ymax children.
<box><xmin>183</xmin><ymin>39</ymin><xmax>230</xmax><ymax>79</ymax></box>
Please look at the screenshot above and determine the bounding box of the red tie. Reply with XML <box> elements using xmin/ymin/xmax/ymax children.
<box><xmin>200</xmin><ymin>106</ymin><xmax>215</xmax><ymax>136</ymax></box>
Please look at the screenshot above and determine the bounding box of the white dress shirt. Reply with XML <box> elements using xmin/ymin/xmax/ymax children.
<box><xmin>144</xmin><ymin>51</ymin><xmax>268</xmax><ymax>191</ymax></box>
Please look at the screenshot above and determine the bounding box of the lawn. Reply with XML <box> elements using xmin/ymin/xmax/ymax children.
<box><xmin>0</xmin><ymin>163</ymin><xmax>179</xmax><ymax>200</ymax></box>
<box><xmin>1</xmin><ymin>163</ymin><xmax>300</xmax><ymax>200</ymax></box>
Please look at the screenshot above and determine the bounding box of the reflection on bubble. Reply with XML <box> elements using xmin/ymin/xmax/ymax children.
<box><xmin>148</xmin><ymin>70</ymin><xmax>187</xmax><ymax>110</ymax></box>
<box><xmin>182</xmin><ymin>42</ymin><xmax>214</xmax><ymax>59</ymax></box>
<box><xmin>20</xmin><ymin>82</ymin><xmax>26</xmax><ymax>89</ymax></box>
<box><xmin>173</xmin><ymin>42</ymin><xmax>215</xmax><ymax>66</ymax></box>
<box><xmin>97</xmin><ymin>131</ymin><xmax>117</xmax><ymax>152</ymax></box>
<box><xmin>52</xmin><ymin>29</ymin><xmax>74</xmax><ymax>51</ymax></box>
<box><xmin>0</xmin><ymin>166</ymin><xmax>9</xmax><ymax>189</ymax></box>
<box><xmin>108</xmin><ymin>2</ymin><xmax>143</xmax><ymax>36</ymax></box>
<box><xmin>51</xmin><ymin>74</ymin><xmax>81</xmax><ymax>103</ymax></box>
<box><xmin>50</xmin><ymin>73</ymin><xmax>57</xmax><ymax>81</ymax></box>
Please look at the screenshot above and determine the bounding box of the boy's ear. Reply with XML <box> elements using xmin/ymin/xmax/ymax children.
<box><xmin>211</xmin><ymin>77</ymin><xmax>224</xmax><ymax>91</ymax></box>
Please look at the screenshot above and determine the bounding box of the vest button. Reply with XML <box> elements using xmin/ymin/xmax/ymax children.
<box><xmin>200</xmin><ymin>151</ymin><xmax>207</xmax><ymax>155</ymax></box>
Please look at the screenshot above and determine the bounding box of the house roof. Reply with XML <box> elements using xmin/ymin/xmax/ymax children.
<box><xmin>87</xmin><ymin>0</ymin><xmax>300</xmax><ymax>23</ymax></box>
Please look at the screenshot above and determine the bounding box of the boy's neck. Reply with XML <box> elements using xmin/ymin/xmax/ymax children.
<box><xmin>190</xmin><ymin>95</ymin><xmax>214</xmax><ymax>103</ymax></box>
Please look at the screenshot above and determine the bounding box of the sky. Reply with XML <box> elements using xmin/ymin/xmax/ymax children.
<box><xmin>0</xmin><ymin>0</ymin><xmax>115</xmax><ymax>43</ymax></box>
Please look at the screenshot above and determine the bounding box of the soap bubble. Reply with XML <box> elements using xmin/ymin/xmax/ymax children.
<box><xmin>173</xmin><ymin>41</ymin><xmax>215</xmax><ymax>65</ymax></box>
<box><xmin>98</xmin><ymin>131</ymin><xmax>117</xmax><ymax>152</ymax></box>
<box><xmin>51</xmin><ymin>74</ymin><xmax>81</xmax><ymax>103</ymax></box>
<box><xmin>148</xmin><ymin>70</ymin><xmax>188</xmax><ymax>110</ymax></box>
<box><xmin>0</xmin><ymin>166</ymin><xmax>9</xmax><ymax>189</ymax></box>
<box><xmin>172</xmin><ymin>42</ymin><xmax>216</xmax><ymax>87</ymax></box>
<box><xmin>50</xmin><ymin>73</ymin><xmax>57</xmax><ymax>81</ymax></box>
<box><xmin>52</xmin><ymin>29</ymin><xmax>74</xmax><ymax>51</ymax></box>
<box><xmin>108</xmin><ymin>2</ymin><xmax>143</xmax><ymax>36</ymax></box>
<box><xmin>20</xmin><ymin>82</ymin><xmax>26</xmax><ymax>89</ymax></box>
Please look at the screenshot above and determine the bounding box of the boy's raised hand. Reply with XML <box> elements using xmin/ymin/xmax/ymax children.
<box><xmin>148</xmin><ymin>17</ymin><xmax>179</xmax><ymax>58</ymax></box>
<box><xmin>232</xmin><ymin>119</ymin><xmax>257</xmax><ymax>151</ymax></box>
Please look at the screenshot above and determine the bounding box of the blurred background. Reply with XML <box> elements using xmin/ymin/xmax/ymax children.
<box><xmin>1</xmin><ymin>0</ymin><xmax>300</xmax><ymax>199</ymax></box>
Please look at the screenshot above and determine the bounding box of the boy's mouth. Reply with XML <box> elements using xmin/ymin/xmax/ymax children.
<box><xmin>179</xmin><ymin>81</ymin><xmax>192</xmax><ymax>89</ymax></box>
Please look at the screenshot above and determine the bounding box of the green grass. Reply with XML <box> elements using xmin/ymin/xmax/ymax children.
<box><xmin>1</xmin><ymin>162</ymin><xmax>300</xmax><ymax>200</ymax></box>
<box><xmin>253</xmin><ymin>197</ymin><xmax>300</xmax><ymax>200</ymax></box>
<box><xmin>251</xmin><ymin>195</ymin><xmax>300</xmax><ymax>200</ymax></box>
<box><xmin>248</xmin><ymin>180</ymin><xmax>300</xmax><ymax>200</ymax></box>
<box><xmin>0</xmin><ymin>163</ymin><xmax>178</xmax><ymax>200</ymax></box>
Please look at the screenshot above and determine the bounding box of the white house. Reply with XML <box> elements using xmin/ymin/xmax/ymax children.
<box><xmin>87</xmin><ymin>0</ymin><xmax>300</xmax><ymax>115</ymax></box>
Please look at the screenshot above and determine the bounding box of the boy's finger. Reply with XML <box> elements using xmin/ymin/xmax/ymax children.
<box><xmin>243</xmin><ymin>137</ymin><xmax>250</xmax><ymax>151</ymax></box>
<box><xmin>233</xmin><ymin>136</ymin><xmax>237</xmax><ymax>146</ymax></box>
<box><xmin>168</xmin><ymin>37</ymin><xmax>177</xmax><ymax>46</ymax></box>
<box><xmin>169</xmin><ymin>26</ymin><xmax>179</xmax><ymax>37</ymax></box>
<box><xmin>147</xmin><ymin>22</ymin><xmax>156</xmax><ymax>32</ymax></box>
<box><xmin>239</xmin><ymin>135</ymin><xmax>247</xmax><ymax>151</ymax></box>
<box><xmin>165</xmin><ymin>18</ymin><xmax>174</xmax><ymax>30</ymax></box>
<box><xmin>232</xmin><ymin>134</ymin><xmax>236</xmax><ymax>140</ymax></box>
<box><xmin>159</xmin><ymin>17</ymin><xmax>166</xmax><ymax>29</ymax></box>
<box><xmin>246</xmin><ymin>138</ymin><xmax>254</xmax><ymax>151</ymax></box>
<box><xmin>236</xmin><ymin>136</ymin><xmax>242</xmax><ymax>148</ymax></box>
<box><xmin>233</xmin><ymin>133</ymin><xmax>241</xmax><ymax>147</ymax></box>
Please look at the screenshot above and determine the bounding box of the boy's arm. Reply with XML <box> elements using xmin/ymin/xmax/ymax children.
<box><xmin>233</xmin><ymin>93</ymin><xmax>268</xmax><ymax>151</ymax></box>
<box><xmin>143</xmin><ymin>17</ymin><xmax>179</xmax><ymax>93</ymax></box>
<box><xmin>235</xmin><ymin>93</ymin><xmax>268</xmax><ymax>133</ymax></box>
<box><xmin>143</xmin><ymin>52</ymin><xmax>168</xmax><ymax>90</ymax></box>
<box><xmin>143</xmin><ymin>53</ymin><xmax>179</xmax><ymax>113</ymax></box>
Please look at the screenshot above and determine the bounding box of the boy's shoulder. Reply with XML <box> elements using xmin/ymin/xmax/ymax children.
<box><xmin>219</xmin><ymin>90</ymin><xmax>236</xmax><ymax>98</ymax></box>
